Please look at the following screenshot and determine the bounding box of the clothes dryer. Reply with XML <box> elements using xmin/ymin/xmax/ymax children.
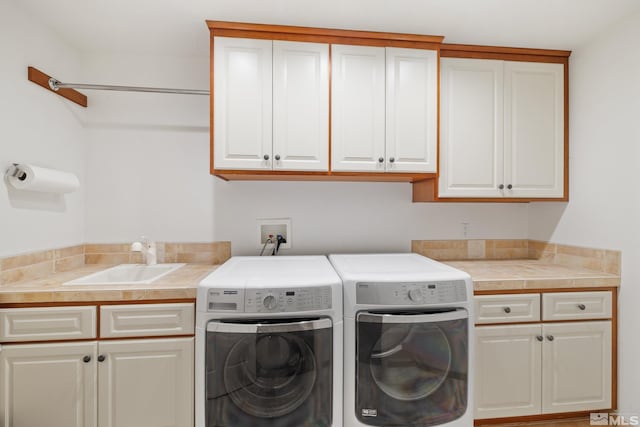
<box><xmin>329</xmin><ymin>253</ymin><xmax>473</xmax><ymax>427</ymax></box>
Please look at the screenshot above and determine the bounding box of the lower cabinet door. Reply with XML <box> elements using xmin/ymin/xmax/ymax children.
<box><xmin>475</xmin><ymin>324</ymin><xmax>542</xmax><ymax>419</ymax></box>
<box><xmin>542</xmin><ymin>321</ymin><xmax>612</xmax><ymax>414</ymax></box>
<box><xmin>0</xmin><ymin>342</ymin><xmax>97</xmax><ymax>427</ymax></box>
<box><xmin>97</xmin><ymin>338</ymin><xmax>194</xmax><ymax>427</ymax></box>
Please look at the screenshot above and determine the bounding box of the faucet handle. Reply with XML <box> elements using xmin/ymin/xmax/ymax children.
<box><xmin>130</xmin><ymin>241</ymin><xmax>143</xmax><ymax>252</ymax></box>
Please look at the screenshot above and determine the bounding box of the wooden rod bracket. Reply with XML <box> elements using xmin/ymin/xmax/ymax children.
<box><xmin>27</xmin><ymin>66</ymin><xmax>88</xmax><ymax>107</ymax></box>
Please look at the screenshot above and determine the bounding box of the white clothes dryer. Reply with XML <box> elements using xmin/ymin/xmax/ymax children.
<box><xmin>195</xmin><ymin>256</ymin><xmax>343</xmax><ymax>427</ymax></box>
<box><xmin>329</xmin><ymin>253</ymin><xmax>474</xmax><ymax>427</ymax></box>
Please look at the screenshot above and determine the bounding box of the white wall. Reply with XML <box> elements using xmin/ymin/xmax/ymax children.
<box><xmin>0</xmin><ymin>1</ymin><xmax>86</xmax><ymax>257</ymax></box>
<box><xmin>529</xmin><ymin>12</ymin><xmax>640</xmax><ymax>412</ymax></box>
<box><xmin>83</xmin><ymin>52</ymin><xmax>529</xmax><ymax>255</ymax></box>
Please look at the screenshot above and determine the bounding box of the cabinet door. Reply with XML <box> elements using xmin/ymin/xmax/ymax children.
<box><xmin>504</xmin><ymin>61</ymin><xmax>564</xmax><ymax>197</ymax></box>
<box><xmin>386</xmin><ymin>47</ymin><xmax>438</xmax><ymax>173</ymax></box>
<box><xmin>331</xmin><ymin>44</ymin><xmax>386</xmax><ymax>172</ymax></box>
<box><xmin>98</xmin><ymin>338</ymin><xmax>194</xmax><ymax>427</ymax></box>
<box><xmin>213</xmin><ymin>37</ymin><xmax>272</xmax><ymax>170</ymax></box>
<box><xmin>0</xmin><ymin>342</ymin><xmax>97</xmax><ymax>427</ymax></box>
<box><xmin>542</xmin><ymin>321</ymin><xmax>612</xmax><ymax>414</ymax></box>
<box><xmin>273</xmin><ymin>41</ymin><xmax>329</xmax><ymax>171</ymax></box>
<box><xmin>439</xmin><ymin>58</ymin><xmax>504</xmax><ymax>197</ymax></box>
<box><xmin>475</xmin><ymin>325</ymin><xmax>542</xmax><ymax>419</ymax></box>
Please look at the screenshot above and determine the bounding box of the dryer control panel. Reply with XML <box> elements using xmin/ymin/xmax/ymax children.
<box><xmin>356</xmin><ymin>281</ymin><xmax>468</xmax><ymax>305</ymax></box>
<box><xmin>207</xmin><ymin>286</ymin><xmax>332</xmax><ymax>313</ymax></box>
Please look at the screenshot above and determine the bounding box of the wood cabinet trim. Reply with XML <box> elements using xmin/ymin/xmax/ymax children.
<box><xmin>213</xmin><ymin>169</ymin><xmax>436</xmax><ymax>182</ymax></box>
<box><xmin>207</xmin><ymin>21</ymin><xmax>444</xmax><ymax>45</ymax></box>
<box><xmin>441</xmin><ymin>43</ymin><xmax>571</xmax><ymax>59</ymax></box>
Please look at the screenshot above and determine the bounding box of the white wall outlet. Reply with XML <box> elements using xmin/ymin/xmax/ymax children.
<box><xmin>461</xmin><ymin>222</ymin><xmax>470</xmax><ymax>238</ymax></box>
<box><xmin>257</xmin><ymin>218</ymin><xmax>292</xmax><ymax>249</ymax></box>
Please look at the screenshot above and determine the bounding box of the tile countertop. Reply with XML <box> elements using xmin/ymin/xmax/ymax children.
<box><xmin>0</xmin><ymin>264</ymin><xmax>219</xmax><ymax>304</ymax></box>
<box><xmin>444</xmin><ymin>260</ymin><xmax>620</xmax><ymax>292</ymax></box>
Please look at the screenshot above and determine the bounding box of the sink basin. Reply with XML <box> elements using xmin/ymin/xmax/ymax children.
<box><xmin>64</xmin><ymin>264</ymin><xmax>186</xmax><ymax>285</ymax></box>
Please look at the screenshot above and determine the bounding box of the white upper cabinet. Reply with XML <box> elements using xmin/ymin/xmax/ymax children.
<box><xmin>439</xmin><ymin>58</ymin><xmax>565</xmax><ymax>198</ymax></box>
<box><xmin>331</xmin><ymin>44</ymin><xmax>386</xmax><ymax>172</ymax></box>
<box><xmin>505</xmin><ymin>61</ymin><xmax>565</xmax><ymax>197</ymax></box>
<box><xmin>386</xmin><ymin>48</ymin><xmax>438</xmax><ymax>173</ymax></box>
<box><xmin>273</xmin><ymin>41</ymin><xmax>329</xmax><ymax>171</ymax></box>
<box><xmin>332</xmin><ymin>45</ymin><xmax>438</xmax><ymax>173</ymax></box>
<box><xmin>440</xmin><ymin>58</ymin><xmax>504</xmax><ymax>197</ymax></box>
<box><xmin>214</xmin><ymin>37</ymin><xmax>329</xmax><ymax>171</ymax></box>
<box><xmin>214</xmin><ymin>37</ymin><xmax>273</xmax><ymax>170</ymax></box>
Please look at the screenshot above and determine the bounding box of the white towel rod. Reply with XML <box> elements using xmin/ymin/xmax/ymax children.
<box><xmin>48</xmin><ymin>78</ymin><xmax>209</xmax><ymax>96</ymax></box>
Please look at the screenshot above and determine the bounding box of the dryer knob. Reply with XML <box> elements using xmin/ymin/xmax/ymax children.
<box><xmin>408</xmin><ymin>288</ymin><xmax>423</xmax><ymax>302</ymax></box>
<box><xmin>263</xmin><ymin>295</ymin><xmax>278</xmax><ymax>310</ymax></box>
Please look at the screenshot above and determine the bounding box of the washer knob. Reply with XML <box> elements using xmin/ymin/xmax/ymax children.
<box><xmin>263</xmin><ymin>294</ymin><xmax>278</xmax><ymax>310</ymax></box>
<box><xmin>408</xmin><ymin>288</ymin><xmax>423</xmax><ymax>302</ymax></box>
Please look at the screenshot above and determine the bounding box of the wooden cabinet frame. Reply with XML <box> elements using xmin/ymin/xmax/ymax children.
<box><xmin>473</xmin><ymin>287</ymin><xmax>617</xmax><ymax>425</ymax></box>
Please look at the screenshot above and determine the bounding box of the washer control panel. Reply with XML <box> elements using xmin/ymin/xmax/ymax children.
<box><xmin>207</xmin><ymin>286</ymin><xmax>332</xmax><ymax>312</ymax></box>
<box><xmin>356</xmin><ymin>281</ymin><xmax>467</xmax><ymax>305</ymax></box>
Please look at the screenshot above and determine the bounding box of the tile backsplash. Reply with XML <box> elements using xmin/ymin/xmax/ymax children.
<box><xmin>0</xmin><ymin>242</ymin><xmax>231</xmax><ymax>286</ymax></box>
<box><xmin>412</xmin><ymin>239</ymin><xmax>621</xmax><ymax>275</ymax></box>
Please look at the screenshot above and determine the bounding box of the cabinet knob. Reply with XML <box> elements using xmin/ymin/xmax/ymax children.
<box><xmin>546</xmin><ymin>335</ymin><xmax>554</xmax><ymax>342</ymax></box>
<box><xmin>507</xmin><ymin>184</ymin><xmax>513</xmax><ymax>190</ymax></box>
<box><xmin>98</xmin><ymin>354</ymin><xmax>106</xmax><ymax>362</ymax></box>
<box><xmin>578</xmin><ymin>304</ymin><xmax>586</xmax><ymax>311</ymax></box>
<box><xmin>275</xmin><ymin>154</ymin><xmax>281</xmax><ymax>161</ymax></box>
<box><xmin>498</xmin><ymin>184</ymin><xmax>505</xmax><ymax>190</ymax></box>
<box><xmin>378</xmin><ymin>157</ymin><xmax>384</xmax><ymax>163</ymax></box>
<box><xmin>503</xmin><ymin>307</ymin><xmax>511</xmax><ymax>314</ymax></box>
<box><xmin>263</xmin><ymin>154</ymin><xmax>270</xmax><ymax>161</ymax></box>
<box><xmin>83</xmin><ymin>355</ymin><xmax>91</xmax><ymax>363</ymax></box>
<box><xmin>389</xmin><ymin>157</ymin><xmax>395</xmax><ymax>163</ymax></box>
<box><xmin>536</xmin><ymin>335</ymin><xmax>544</xmax><ymax>342</ymax></box>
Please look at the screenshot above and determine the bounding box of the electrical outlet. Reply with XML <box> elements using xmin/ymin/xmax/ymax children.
<box><xmin>257</xmin><ymin>218</ymin><xmax>292</xmax><ymax>249</ymax></box>
<box><xmin>461</xmin><ymin>222</ymin><xmax>470</xmax><ymax>238</ymax></box>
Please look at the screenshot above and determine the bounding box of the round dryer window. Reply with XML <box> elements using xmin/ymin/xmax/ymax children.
<box><xmin>369</xmin><ymin>323</ymin><xmax>452</xmax><ymax>401</ymax></box>
<box><xmin>224</xmin><ymin>333</ymin><xmax>317</xmax><ymax>418</ymax></box>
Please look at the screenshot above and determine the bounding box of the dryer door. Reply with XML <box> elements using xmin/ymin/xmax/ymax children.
<box><xmin>356</xmin><ymin>309</ymin><xmax>469</xmax><ymax>426</ymax></box>
<box><xmin>205</xmin><ymin>318</ymin><xmax>332</xmax><ymax>427</ymax></box>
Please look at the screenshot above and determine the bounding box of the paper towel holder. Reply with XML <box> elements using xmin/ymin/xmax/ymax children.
<box><xmin>5</xmin><ymin>164</ymin><xmax>27</xmax><ymax>181</ymax></box>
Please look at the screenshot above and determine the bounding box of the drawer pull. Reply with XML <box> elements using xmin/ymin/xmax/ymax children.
<box><xmin>536</xmin><ymin>335</ymin><xmax>544</xmax><ymax>342</ymax></box>
<box><xmin>578</xmin><ymin>304</ymin><xmax>586</xmax><ymax>311</ymax></box>
<box><xmin>83</xmin><ymin>355</ymin><xmax>91</xmax><ymax>363</ymax></box>
<box><xmin>98</xmin><ymin>354</ymin><xmax>106</xmax><ymax>362</ymax></box>
<box><xmin>546</xmin><ymin>335</ymin><xmax>555</xmax><ymax>342</ymax></box>
<box><xmin>503</xmin><ymin>307</ymin><xmax>511</xmax><ymax>314</ymax></box>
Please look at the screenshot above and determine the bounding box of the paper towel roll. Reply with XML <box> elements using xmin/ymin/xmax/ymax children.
<box><xmin>7</xmin><ymin>164</ymin><xmax>80</xmax><ymax>193</ymax></box>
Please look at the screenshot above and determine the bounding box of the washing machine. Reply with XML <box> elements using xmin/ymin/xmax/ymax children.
<box><xmin>195</xmin><ymin>256</ymin><xmax>343</xmax><ymax>427</ymax></box>
<box><xmin>329</xmin><ymin>253</ymin><xmax>474</xmax><ymax>427</ymax></box>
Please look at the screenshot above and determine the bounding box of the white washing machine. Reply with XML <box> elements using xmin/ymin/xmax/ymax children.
<box><xmin>329</xmin><ymin>253</ymin><xmax>474</xmax><ymax>427</ymax></box>
<box><xmin>195</xmin><ymin>256</ymin><xmax>343</xmax><ymax>427</ymax></box>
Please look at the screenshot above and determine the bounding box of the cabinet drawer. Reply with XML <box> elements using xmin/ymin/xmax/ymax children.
<box><xmin>475</xmin><ymin>294</ymin><xmax>540</xmax><ymax>324</ymax></box>
<box><xmin>100</xmin><ymin>303</ymin><xmax>194</xmax><ymax>338</ymax></box>
<box><xmin>0</xmin><ymin>306</ymin><xmax>96</xmax><ymax>342</ymax></box>
<box><xmin>542</xmin><ymin>291</ymin><xmax>612</xmax><ymax>321</ymax></box>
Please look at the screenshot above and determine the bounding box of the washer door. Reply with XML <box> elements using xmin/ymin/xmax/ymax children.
<box><xmin>356</xmin><ymin>309</ymin><xmax>469</xmax><ymax>426</ymax></box>
<box><xmin>205</xmin><ymin>318</ymin><xmax>333</xmax><ymax>427</ymax></box>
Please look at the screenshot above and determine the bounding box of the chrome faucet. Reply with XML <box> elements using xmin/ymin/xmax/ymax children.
<box><xmin>130</xmin><ymin>236</ymin><xmax>157</xmax><ymax>265</ymax></box>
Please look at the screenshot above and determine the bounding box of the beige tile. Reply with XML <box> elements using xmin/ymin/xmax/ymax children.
<box><xmin>54</xmin><ymin>245</ymin><xmax>85</xmax><ymax>259</ymax></box>
<box><xmin>1</xmin><ymin>261</ymin><xmax>55</xmax><ymax>285</ymax></box>
<box><xmin>494</xmin><ymin>239</ymin><xmax>528</xmax><ymax>249</ymax></box>
<box><xmin>176</xmin><ymin>252</ymin><xmax>228</xmax><ymax>264</ymax></box>
<box><xmin>604</xmin><ymin>250</ymin><xmax>621</xmax><ymax>275</ymax></box>
<box><xmin>1</xmin><ymin>250</ymin><xmax>54</xmax><ymax>270</ymax></box>
<box><xmin>129</xmin><ymin>252</ymin><xmax>144</xmax><ymax>264</ymax></box>
<box><xmin>55</xmin><ymin>255</ymin><xmax>85</xmax><ymax>272</ymax></box>
<box><xmin>85</xmin><ymin>253</ymin><xmax>130</xmax><ymax>265</ymax></box>
<box><xmin>528</xmin><ymin>240</ymin><xmax>557</xmax><ymax>260</ymax></box>
<box><xmin>166</xmin><ymin>242</ymin><xmax>222</xmax><ymax>253</ymax></box>
<box><xmin>467</xmin><ymin>240</ymin><xmax>486</xmax><ymax>259</ymax></box>
<box><xmin>411</xmin><ymin>240</ymin><xmax>421</xmax><ymax>253</ymax></box>
<box><xmin>85</xmin><ymin>244</ymin><xmax>130</xmax><ymax>254</ymax></box>
<box><xmin>555</xmin><ymin>253</ymin><xmax>604</xmax><ymax>272</ymax></box>
<box><xmin>493</xmin><ymin>248</ymin><xmax>529</xmax><ymax>260</ymax></box>
<box><xmin>556</xmin><ymin>244</ymin><xmax>605</xmax><ymax>259</ymax></box>
<box><xmin>418</xmin><ymin>240</ymin><xmax>467</xmax><ymax>250</ymax></box>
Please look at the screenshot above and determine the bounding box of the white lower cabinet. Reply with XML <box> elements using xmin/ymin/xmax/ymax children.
<box><xmin>0</xmin><ymin>342</ymin><xmax>97</xmax><ymax>427</ymax></box>
<box><xmin>0</xmin><ymin>338</ymin><xmax>194</xmax><ymax>427</ymax></box>
<box><xmin>475</xmin><ymin>321</ymin><xmax>612</xmax><ymax>419</ymax></box>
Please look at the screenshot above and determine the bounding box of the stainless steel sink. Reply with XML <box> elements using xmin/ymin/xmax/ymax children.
<box><xmin>64</xmin><ymin>263</ymin><xmax>186</xmax><ymax>285</ymax></box>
